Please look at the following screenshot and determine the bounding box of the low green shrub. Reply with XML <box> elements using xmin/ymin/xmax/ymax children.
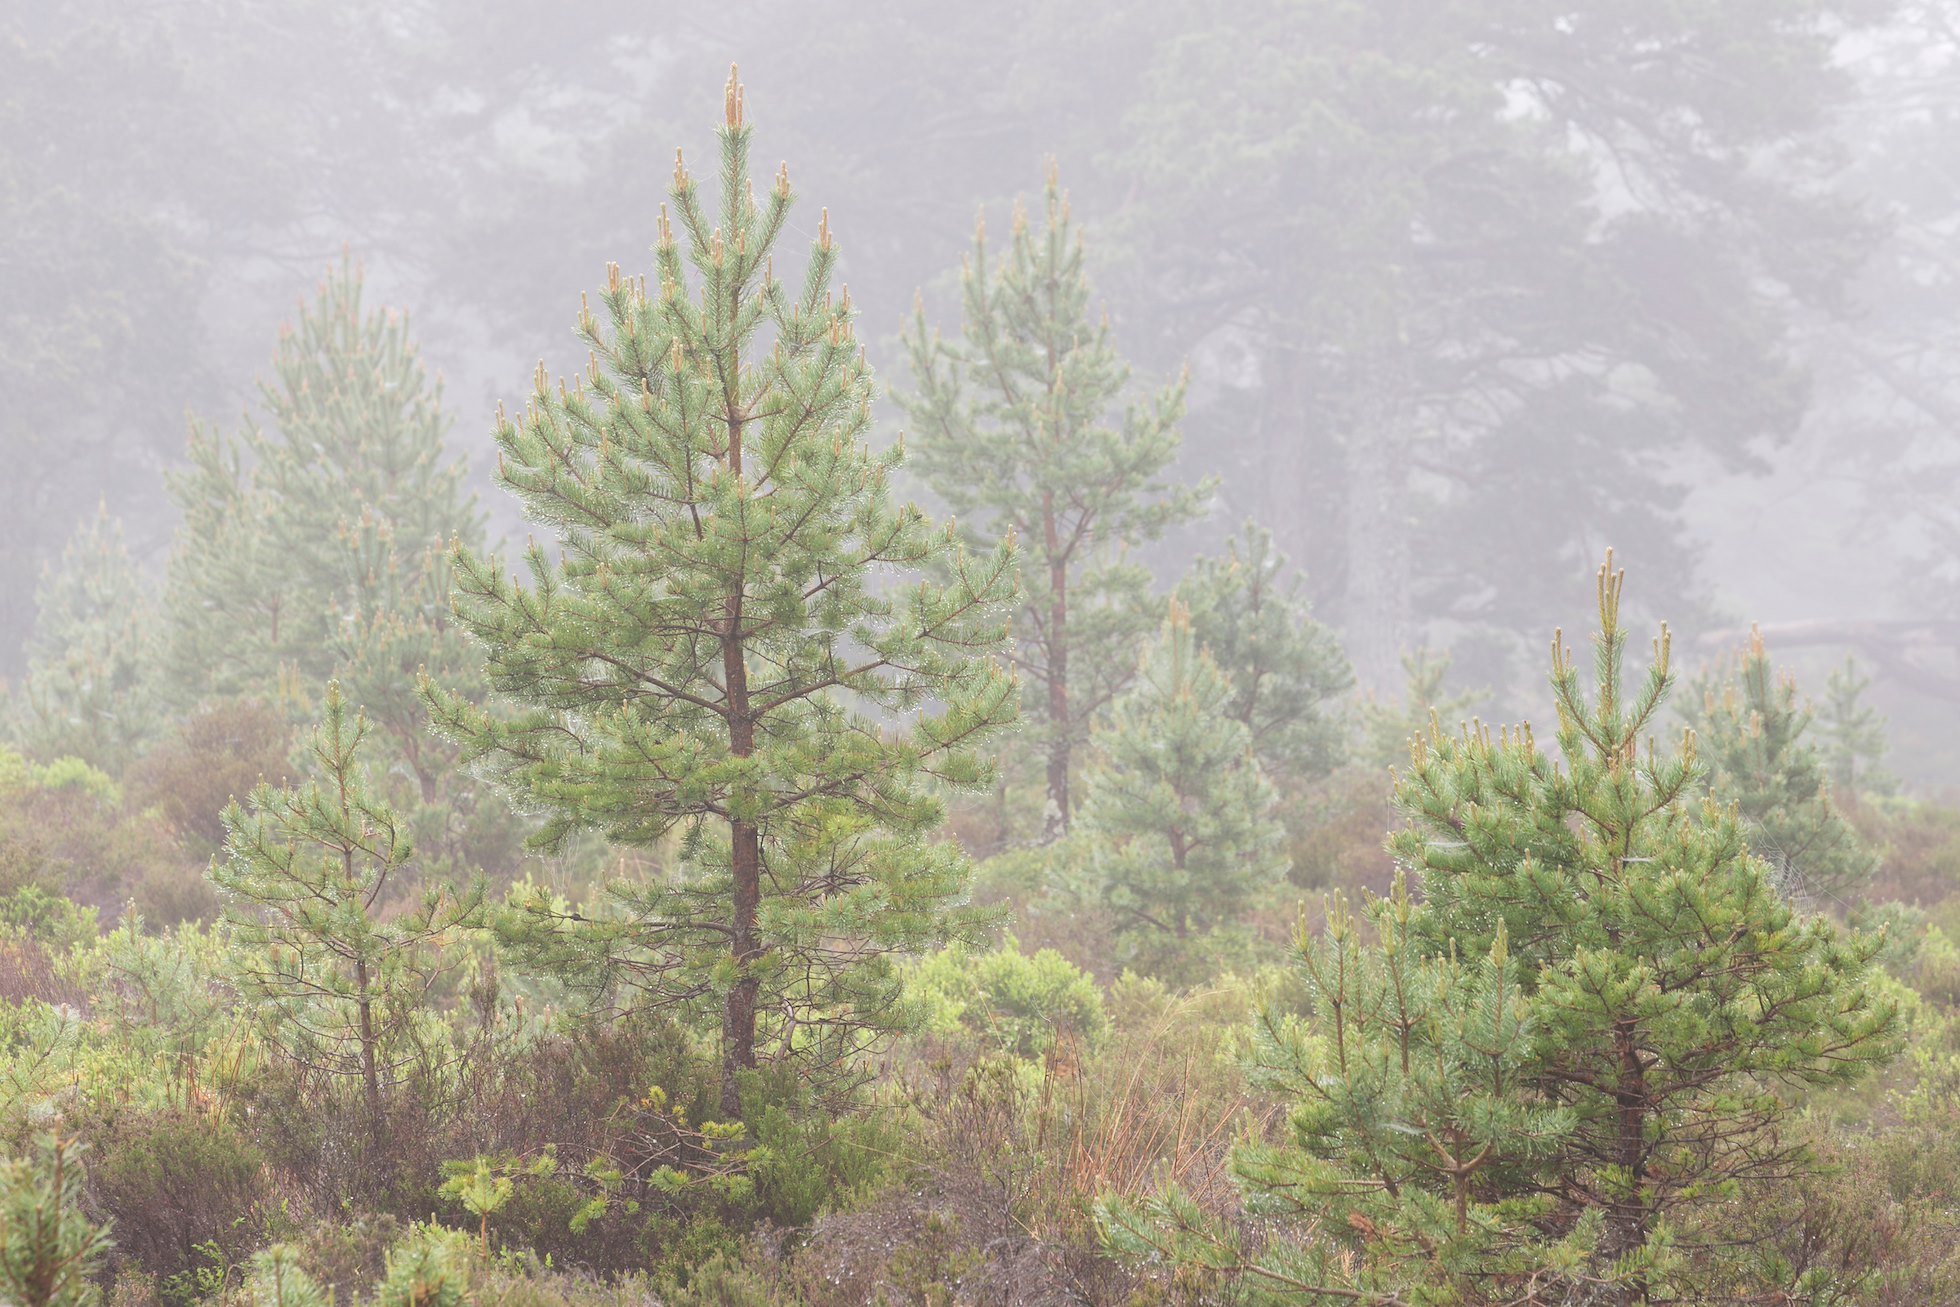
<box><xmin>906</xmin><ymin>937</ymin><xmax>1106</xmax><ymax>1061</ymax></box>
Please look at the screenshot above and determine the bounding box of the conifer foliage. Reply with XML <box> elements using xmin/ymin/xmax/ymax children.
<box><xmin>423</xmin><ymin>71</ymin><xmax>1018</xmax><ymax>1116</ymax></box>
<box><xmin>164</xmin><ymin>254</ymin><xmax>484</xmax><ymax>734</ymax></box>
<box><xmin>1176</xmin><ymin>521</ymin><xmax>1351</xmax><ymax>783</ymax></box>
<box><xmin>1819</xmin><ymin>654</ymin><xmax>1894</xmax><ymax>797</ymax></box>
<box><xmin>0</xmin><ymin>1132</ymin><xmax>110</xmax><ymax>1307</ymax></box>
<box><xmin>899</xmin><ymin>163</ymin><xmax>1206</xmax><ymax>836</ymax></box>
<box><xmin>165</xmin><ymin>256</ymin><xmax>503</xmax><ymax>874</ymax></box>
<box><xmin>213</xmin><ymin>681</ymin><xmax>480</xmax><ymax>1147</ymax></box>
<box><xmin>10</xmin><ymin>504</ymin><xmax>160</xmax><ymax>771</ymax></box>
<box><xmin>1103</xmin><ymin>555</ymin><xmax>1900</xmax><ymax>1303</ymax></box>
<box><xmin>1107</xmin><ymin>877</ymin><xmax>1584</xmax><ymax>1302</ymax></box>
<box><xmin>1686</xmin><ymin>628</ymin><xmax>1877</xmax><ymax>902</ymax></box>
<box><xmin>1072</xmin><ymin>600</ymin><xmax>1286</xmax><ymax>971</ymax></box>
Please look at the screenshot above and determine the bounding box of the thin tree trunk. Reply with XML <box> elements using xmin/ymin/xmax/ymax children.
<box><xmin>1605</xmin><ymin>1020</ymin><xmax>1651</xmax><ymax>1304</ymax></box>
<box><xmin>722</xmin><ymin>813</ymin><xmax>761</xmax><ymax>1118</ymax></box>
<box><xmin>1042</xmin><ymin>495</ymin><xmax>1070</xmax><ymax>840</ymax></box>
<box><xmin>721</xmin><ymin>408</ymin><xmax>761</xmax><ymax>1120</ymax></box>
<box><xmin>1170</xmin><ymin>828</ymin><xmax>1189</xmax><ymax>937</ymax></box>
<box><xmin>355</xmin><ymin>957</ymin><xmax>383</xmax><ymax>1148</ymax></box>
<box><xmin>1258</xmin><ymin>341</ymin><xmax>1318</xmax><ymax>591</ymax></box>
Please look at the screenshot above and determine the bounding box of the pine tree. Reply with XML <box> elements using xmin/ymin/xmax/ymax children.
<box><xmin>898</xmin><ymin>162</ymin><xmax>1207</xmax><ymax>837</ymax></box>
<box><xmin>1819</xmin><ymin>655</ymin><xmax>1894</xmax><ymax>797</ymax></box>
<box><xmin>422</xmin><ymin>71</ymin><xmax>1018</xmax><ymax>1116</ymax></box>
<box><xmin>165</xmin><ymin>253</ymin><xmax>481</xmax><ymax>708</ymax></box>
<box><xmin>243</xmin><ymin>1245</ymin><xmax>332</xmax><ymax>1307</ymax></box>
<box><xmin>1101</xmin><ymin>555</ymin><xmax>1900</xmax><ymax>1303</ymax></box>
<box><xmin>1357</xmin><ymin>648</ymin><xmax>1474</xmax><ymax>770</ymax></box>
<box><xmin>1685</xmin><ymin>628</ymin><xmax>1877</xmax><ymax>903</ymax></box>
<box><xmin>165</xmin><ymin>256</ymin><xmax>503</xmax><ymax>874</ymax></box>
<box><xmin>9</xmin><ymin>504</ymin><xmax>160</xmax><ymax>770</ymax></box>
<box><xmin>1391</xmin><ymin>558</ymin><xmax>1898</xmax><ymax>1295</ymax></box>
<box><xmin>0</xmin><ymin>1131</ymin><xmax>111</xmax><ymax>1307</ymax></box>
<box><xmin>1071</xmin><ymin>600</ymin><xmax>1286</xmax><ymax>975</ymax></box>
<box><xmin>212</xmin><ymin>681</ymin><xmax>480</xmax><ymax>1147</ymax></box>
<box><xmin>1102</xmin><ymin>879</ymin><xmax>1587</xmax><ymax>1302</ymax></box>
<box><xmin>1175</xmin><ymin>521</ymin><xmax>1350</xmax><ymax>784</ymax></box>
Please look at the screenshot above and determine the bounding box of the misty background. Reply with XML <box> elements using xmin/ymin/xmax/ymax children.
<box><xmin>8</xmin><ymin>0</ymin><xmax>1960</xmax><ymax>778</ymax></box>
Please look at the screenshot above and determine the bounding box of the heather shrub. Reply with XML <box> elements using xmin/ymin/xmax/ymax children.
<box><xmin>129</xmin><ymin>702</ymin><xmax>291</xmax><ymax>854</ymax></box>
<box><xmin>89</xmin><ymin>1110</ymin><xmax>270</xmax><ymax>1288</ymax></box>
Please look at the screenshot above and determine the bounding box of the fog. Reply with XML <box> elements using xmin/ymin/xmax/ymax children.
<box><xmin>8</xmin><ymin>0</ymin><xmax>1960</xmax><ymax>778</ymax></box>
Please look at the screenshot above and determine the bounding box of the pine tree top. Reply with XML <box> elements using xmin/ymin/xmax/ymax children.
<box><xmin>427</xmin><ymin>66</ymin><xmax>1019</xmax><ymax>852</ymax></box>
<box><xmin>897</xmin><ymin>161</ymin><xmax>1207</xmax><ymax>559</ymax></box>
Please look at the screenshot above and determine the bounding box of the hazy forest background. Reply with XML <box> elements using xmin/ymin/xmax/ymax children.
<box><xmin>7</xmin><ymin>3</ymin><xmax>1960</xmax><ymax>1305</ymax></box>
<box><xmin>16</xmin><ymin>1</ymin><xmax>1960</xmax><ymax>742</ymax></box>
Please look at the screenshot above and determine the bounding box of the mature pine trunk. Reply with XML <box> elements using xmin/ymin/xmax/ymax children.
<box><xmin>1256</xmin><ymin>341</ymin><xmax>1318</xmax><ymax>588</ymax></box>
<box><xmin>1340</xmin><ymin>364</ymin><xmax>1413</xmax><ymax>697</ymax></box>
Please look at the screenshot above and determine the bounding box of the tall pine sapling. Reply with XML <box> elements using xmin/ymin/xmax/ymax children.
<box><xmin>1102</xmin><ymin>555</ymin><xmax>1900</xmax><ymax>1303</ymax></box>
<box><xmin>899</xmin><ymin>161</ymin><xmax>1207</xmax><ymax>836</ymax></box>
<box><xmin>1819</xmin><ymin>654</ymin><xmax>1894</xmax><ymax>797</ymax></box>
<box><xmin>1176</xmin><ymin>520</ymin><xmax>1351</xmax><ymax>783</ymax></box>
<box><xmin>166</xmin><ymin>254</ymin><xmax>482</xmax><ymax>708</ymax></box>
<box><xmin>166</xmin><ymin>257</ymin><xmax>503</xmax><ymax>875</ymax></box>
<box><xmin>423</xmin><ymin>70</ymin><xmax>1018</xmax><ymax>1116</ymax></box>
<box><xmin>10</xmin><ymin>503</ymin><xmax>160</xmax><ymax>770</ymax></box>
<box><xmin>1685</xmin><ymin>627</ymin><xmax>1877</xmax><ymax>903</ymax></box>
<box><xmin>213</xmin><ymin>681</ymin><xmax>480</xmax><ymax>1146</ymax></box>
<box><xmin>1071</xmin><ymin>600</ymin><xmax>1287</xmax><ymax>975</ymax></box>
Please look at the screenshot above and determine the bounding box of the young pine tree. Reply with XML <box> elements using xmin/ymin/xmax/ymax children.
<box><xmin>166</xmin><ymin>257</ymin><xmax>505</xmax><ymax>874</ymax></box>
<box><xmin>212</xmin><ymin>681</ymin><xmax>480</xmax><ymax>1148</ymax></box>
<box><xmin>1819</xmin><ymin>654</ymin><xmax>1895</xmax><ymax>797</ymax></box>
<box><xmin>898</xmin><ymin>162</ymin><xmax>1208</xmax><ymax>837</ymax></box>
<box><xmin>1071</xmin><ymin>600</ymin><xmax>1287</xmax><ymax>976</ymax></box>
<box><xmin>166</xmin><ymin>254</ymin><xmax>482</xmax><ymax>706</ymax></box>
<box><xmin>0</xmin><ymin>1132</ymin><xmax>111</xmax><ymax>1307</ymax></box>
<box><xmin>1685</xmin><ymin>627</ymin><xmax>1877</xmax><ymax>903</ymax></box>
<box><xmin>1103</xmin><ymin>555</ymin><xmax>1901</xmax><ymax>1304</ymax></box>
<box><xmin>1103</xmin><ymin>879</ymin><xmax>1585</xmax><ymax>1302</ymax></box>
<box><xmin>422</xmin><ymin>71</ymin><xmax>1018</xmax><ymax>1117</ymax></box>
<box><xmin>242</xmin><ymin>1245</ymin><xmax>332</xmax><ymax>1307</ymax></box>
<box><xmin>1175</xmin><ymin>521</ymin><xmax>1351</xmax><ymax>784</ymax></box>
<box><xmin>9</xmin><ymin>503</ymin><xmax>160</xmax><ymax>770</ymax></box>
<box><xmin>1393</xmin><ymin>558</ymin><xmax>1899</xmax><ymax>1295</ymax></box>
<box><xmin>1357</xmin><ymin>647</ymin><xmax>1475</xmax><ymax>770</ymax></box>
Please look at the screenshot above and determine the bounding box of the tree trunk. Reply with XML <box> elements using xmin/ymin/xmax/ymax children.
<box><xmin>1042</xmin><ymin>496</ymin><xmax>1071</xmax><ymax>840</ymax></box>
<box><xmin>1257</xmin><ymin>341</ymin><xmax>1321</xmax><ymax>601</ymax></box>
<box><xmin>720</xmin><ymin>407</ymin><xmax>761</xmax><ymax>1120</ymax></box>
<box><xmin>721</xmin><ymin>814</ymin><xmax>761</xmax><ymax>1118</ymax></box>
<box><xmin>354</xmin><ymin>956</ymin><xmax>383</xmax><ymax>1148</ymax></box>
<box><xmin>1605</xmin><ymin>1020</ymin><xmax>1651</xmax><ymax>1304</ymax></box>
<box><xmin>1169</xmin><ymin>827</ymin><xmax>1190</xmax><ymax>937</ymax></box>
<box><xmin>1340</xmin><ymin>362</ymin><xmax>1413</xmax><ymax>697</ymax></box>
